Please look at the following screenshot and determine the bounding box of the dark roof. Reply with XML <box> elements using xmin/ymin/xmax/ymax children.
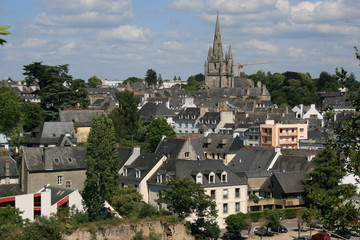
<box><xmin>155</xmin><ymin>137</ymin><xmax>205</xmax><ymax>160</ymax></box>
<box><xmin>228</xmin><ymin>148</ymin><xmax>277</xmax><ymax>172</ymax></box>
<box><xmin>174</xmin><ymin>107</ymin><xmax>201</xmax><ymax>121</ymax></box>
<box><xmin>0</xmin><ymin>184</ymin><xmax>23</xmax><ymax>197</ymax></box>
<box><xmin>23</xmin><ymin>146</ymin><xmax>87</xmax><ymax>172</ymax></box>
<box><xmin>272</xmin><ymin>155</ymin><xmax>311</xmax><ymax>172</ymax></box>
<box><xmin>271</xmin><ymin>171</ymin><xmax>305</xmax><ymax>194</ymax></box>
<box><xmin>0</xmin><ymin>156</ymin><xmax>19</xmax><ymax>178</ymax></box>
<box><xmin>59</xmin><ymin>110</ymin><xmax>105</xmax><ymax>127</ymax></box>
<box><xmin>202</xmin><ymin>134</ymin><xmax>243</xmax><ymax>154</ymax></box>
<box><xmin>148</xmin><ymin>159</ymin><xmax>247</xmax><ymax>187</ymax></box>
<box><xmin>139</xmin><ymin>102</ymin><xmax>175</xmax><ymax>117</ymax></box>
<box><xmin>117</xmin><ymin>147</ymin><xmax>133</xmax><ymax>167</ymax></box>
<box><xmin>41</xmin><ymin>185</ymin><xmax>76</xmax><ymax>205</ymax></box>
<box><xmin>121</xmin><ymin>153</ymin><xmax>164</xmax><ymax>181</ymax></box>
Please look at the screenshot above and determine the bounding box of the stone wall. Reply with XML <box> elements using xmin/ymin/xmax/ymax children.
<box><xmin>62</xmin><ymin>220</ymin><xmax>195</xmax><ymax>240</ymax></box>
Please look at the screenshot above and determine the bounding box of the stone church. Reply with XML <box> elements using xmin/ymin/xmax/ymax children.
<box><xmin>204</xmin><ymin>15</ymin><xmax>234</xmax><ymax>88</ymax></box>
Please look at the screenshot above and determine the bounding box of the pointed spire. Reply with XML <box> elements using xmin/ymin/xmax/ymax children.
<box><xmin>208</xmin><ymin>46</ymin><xmax>213</xmax><ymax>58</ymax></box>
<box><xmin>213</xmin><ymin>14</ymin><xmax>223</xmax><ymax>59</ymax></box>
<box><xmin>228</xmin><ymin>45</ymin><xmax>233</xmax><ymax>59</ymax></box>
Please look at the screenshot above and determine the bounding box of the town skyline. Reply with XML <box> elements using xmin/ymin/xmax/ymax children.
<box><xmin>1</xmin><ymin>0</ymin><xmax>359</xmax><ymax>81</ymax></box>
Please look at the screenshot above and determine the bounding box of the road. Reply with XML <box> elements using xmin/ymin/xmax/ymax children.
<box><xmin>221</xmin><ymin>219</ymin><xmax>359</xmax><ymax>240</ymax></box>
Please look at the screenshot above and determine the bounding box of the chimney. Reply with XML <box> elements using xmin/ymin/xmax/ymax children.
<box><xmin>5</xmin><ymin>159</ymin><xmax>10</xmax><ymax>184</ymax></box>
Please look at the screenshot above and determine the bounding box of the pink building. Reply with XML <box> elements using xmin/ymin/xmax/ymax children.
<box><xmin>260</xmin><ymin>120</ymin><xmax>308</xmax><ymax>148</ymax></box>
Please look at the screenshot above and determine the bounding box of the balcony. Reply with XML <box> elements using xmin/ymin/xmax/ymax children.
<box><xmin>279</xmin><ymin>131</ymin><xmax>297</xmax><ymax>136</ymax></box>
<box><xmin>247</xmin><ymin>197</ymin><xmax>305</xmax><ymax>210</ymax></box>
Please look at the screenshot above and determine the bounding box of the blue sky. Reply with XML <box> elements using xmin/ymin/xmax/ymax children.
<box><xmin>0</xmin><ymin>0</ymin><xmax>359</xmax><ymax>81</ymax></box>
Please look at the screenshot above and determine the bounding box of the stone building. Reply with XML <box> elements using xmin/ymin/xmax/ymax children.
<box><xmin>204</xmin><ymin>15</ymin><xmax>234</xmax><ymax>88</ymax></box>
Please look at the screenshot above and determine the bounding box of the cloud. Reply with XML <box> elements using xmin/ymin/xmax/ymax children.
<box><xmin>246</xmin><ymin>39</ymin><xmax>278</xmax><ymax>53</ymax></box>
<box><xmin>98</xmin><ymin>25</ymin><xmax>151</xmax><ymax>42</ymax></box>
<box><xmin>169</xmin><ymin>0</ymin><xmax>206</xmax><ymax>11</ymax></box>
<box><xmin>21</xmin><ymin>38</ymin><xmax>48</xmax><ymax>48</ymax></box>
<box><xmin>287</xmin><ymin>47</ymin><xmax>304</xmax><ymax>57</ymax></box>
<box><xmin>162</xmin><ymin>41</ymin><xmax>185</xmax><ymax>50</ymax></box>
<box><xmin>208</xmin><ymin>0</ymin><xmax>275</xmax><ymax>13</ymax></box>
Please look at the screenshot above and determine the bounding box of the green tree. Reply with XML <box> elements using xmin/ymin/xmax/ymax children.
<box><xmin>156</xmin><ymin>177</ymin><xmax>219</xmax><ymax>239</ymax></box>
<box><xmin>0</xmin><ymin>87</ymin><xmax>23</xmax><ymax>135</ymax></box>
<box><xmin>109</xmin><ymin>90</ymin><xmax>140</xmax><ymax>142</ymax></box>
<box><xmin>0</xmin><ymin>206</ymin><xmax>23</xmax><ymax>226</ymax></box>
<box><xmin>88</xmin><ymin>75</ymin><xmax>102</xmax><ymax>88</ymax></box>
<box><xmin>145</xmin><ymin>69</ymin><xmax>157</xmax><ymax>86</ymax></box>
<box><xmin>300</xmin><ymin>207</ymin><xmax>320</xmax><ymax>236</ymax></box>
<box><xmin>0</xmin><ymin>25</ymin><xmax>10</xmax><ymax>45</ymax></box>
<box><xmin>304</xmin><ymin>141</ymin><xmax>358</xmax><ymax>230</ymax></box>
<box><xmin>123</xmin><ymin>77</ymin><xmax>144</xmax><ymax>85</ymax></box>
<box><xmin>145</xmin><ymin>118</ymin><xmax>176</xmax><ymax>152</ymax></box>
<box><xmin>111</xmin><ymin>185</ymin><xmax>143</xmax><ymax>218</ymax></box>
<box><xmin>157</xmin><ymin>74</ymin><xmax>163</xmax><ymax>85</ymax></box>
<box><xmin>21</xmin><ymin>101</ymin><xmax>45</xmax><ymax>132</ymax></box>
<box><xmin>225</xmin><ymin>212</ymin><xmax>250</xmax><ymax>233</ymax></box>
<box><xmin>316</xmin><ymin>71</ymin><xmax>339</xmax><ymax>92</ymax></box>
<box><xmin>19</xmin><ymin>216</ymin><xmax>62</xmax><ymax>240</ymax></box>
<box><xmin>82</xmin><ymin>114</ymin><xmax>119</xmax><ymax>221</ymax></box>
<box><xmin>23</xmin><ymin>62</ymin><xmax>88</xmax><ymax>120</ymax></box>
<box><xmin>262</xmin><ymin>208</ymin><xmax>284</xmax><ymax>229</ymax></box>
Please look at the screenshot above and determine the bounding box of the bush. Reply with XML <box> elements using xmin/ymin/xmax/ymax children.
<box><xmin>284</xmin><ymin>207</ymin><xmax>304</xmax><ymax>219</ymax></box>
<box><xmin>18</xmin><ymin>216</ymin><xmax>62</xmax><ymax>240</ymax></box>
<box><xmin>249</xmin><ymin>211</ymin><xmax>263</xmax><ymax>222</ymax></box>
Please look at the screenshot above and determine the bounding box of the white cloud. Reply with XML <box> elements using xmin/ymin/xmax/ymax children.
<box><xmin>169</xmin><ymin>0</ymin><xmax>206</xmax><ymax>11</ymax></box>
<box><xmin>162</xmin><ymin>41</ymin><xmax>185</xmax><ymax>50</ymax></box>
<box><xmin>99</xmin><ymin>25</ymin><xmax>151</xmax><ymax>42</ymax></box>
<box><xmin>207</xmin><ymin>0</ymin><xmax>275</xmax><ymax>13</ymax></box>
<box><xmin>246</xmin><ymin>39</ymin><xmax>278</xmax><ymax>53</ymax></box>
<box><xmin>21</xmin><ymin>38</ymin><xmax>48</xmax><ymax>48</ymax></box>
<box><xmin>287</xmin><ymin>47</ymin><xmax>304</xmax><ymax>57</ymax></box>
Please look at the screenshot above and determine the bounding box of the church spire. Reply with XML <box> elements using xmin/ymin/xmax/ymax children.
<box><xmin>213</xmin><ymin>14</ymin><xmax>223</xmax><ymax>59</ymax></box>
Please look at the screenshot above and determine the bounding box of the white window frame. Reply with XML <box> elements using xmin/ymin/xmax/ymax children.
<box><xmin>223</xmin><ymin>189</ymin><xmax>228</xmax><ymax>199</ymax></box>
<box><xmin>57</xmin><ymin>175</ymin><xmax>63</xmax><ymax>185</ymax></box>
<box><xmin>196</xmin><ymin>173</ymin><xmax>203</xmax><ymax>184</ymax></box>
<box><xmin>209</xmin><ymin>172</ymin><xmax>215</xmax><ymax>183</ymax></box>
<box><xmin>221</xmin><ymin>172</ymin><xmax>227</xmax><ymax>183</ymax></box>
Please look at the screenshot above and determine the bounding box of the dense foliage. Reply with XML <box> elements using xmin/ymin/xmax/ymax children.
<box><xmin>156</xmin><ymin>177</ymin><xmax>220</xmax><ymax>239</ymax></box>
<box><xmin>145</xmin><ymin>118</ymin><xmax>176</xmax><ymax>152</ymax></box>
<box><xmin>87</xmin><ymin>75</ymin><xmax>102</xmax><ymax>88</ymax></box>
<box><xmin>82</xmin><ymin>114</ymin><xmax>119</xmax><ymax>221</ymax></box>
<box><xmin>0</xmin><ymin>87</ymin><xmax>23</xmax><ymax>135</ymax></box>
<box><xmin>23</xmin><ymin>62</ymin><xmax>89</xmax><ymax>120</ymax></box>
<box><xmin>145</xmin><ymin>69</ymin><xmax>157</xmax><ymax>86</ymax></box>
<box><xmin>225</xmin><ymin>212</ymin><xmax>250</xmax><ymax>233</ymax></box>
<box><xmin>184</xmin><ymin>73</ymin><xmax>205</xmax><ymax>92</ymax></box>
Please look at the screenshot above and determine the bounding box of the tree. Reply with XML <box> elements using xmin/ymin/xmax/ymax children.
<box><xmin>23</xmin><ymin>62</ymin><xmax>88</xmax><ymax>120</ymax></box>
<box><xmin>108</xmin><ymin>90</ymin><xmax>140</xmax><ymax>142</ymax></box>
<box><xmin>156</xmin><ymin>177</ymin><xmax>219</xmax><ymax>239</ymax></box>
<box><xmin>262</xmin><ymin>208</ymin><xmax>284</xmax><ymax>229</ymax></box>
<box><xmin>21</xmin><ymin>101</ymin><xmax>45</xmax><ymax>132</ymax></box>
<box><xmin>300</xmin><ymin>207</ymin><xmax>320</xmax><ymax>236</ymax></box>
<box><xmin>0</xmin><ymin>25</ymin><xmax>10</xmax><ymax>45</ymax></box>
<box><xmin>88</xmin><ymin>75</ymin><xmax>102</xmax><ymax>88</ymax></box>
<box><xmin>145</xmin><ymin>118</ymin><xmax>176</xmax><ymax>152</ymax></box>
<box><xmin>111</xmin><ymin>185</ymin><xmax>144</xmax><ymax>218</ymax></box>
<box><xmin>123</xmin><ymin>77</ymin><xmax>144</xmax><ymax>85</ymax></box>
<box><xmin>82</xmin><ymin>114</ymin><xmax>119</xmax><ymax>221</ymax></box>
<box><xmin>225</xmin><ymin>212</ymin><xmax>250</xmax><ymax>234</ymax></box>
<box><xmin>304</xmin><ymin>141</ymin><xmax>358</xmax><ymax>230</ymax></box>
<box><xmin>145</xmin><ymin>69</ymin><xmax>157</xmax><ymax>86</ymax></box>
<box><xmin>0</xmin><ymin>87</ymin><xmax>23</xmax><ymax>135</ymax></box>
<box><xmin>19</xmin><ymin>216</ymin><xmax>62</xmax><ymax>240</ymax></box>
<box><xmin>157</xmin><ymin>74</ymin><xmax>163</xmax><ymax>85</ymax></box>
<box><xmin>0</xmin><ymin>206</ymin><xmax>23</xmax><ymax>226</ymax></box>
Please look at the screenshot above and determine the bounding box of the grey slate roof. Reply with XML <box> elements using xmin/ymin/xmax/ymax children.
<box><xmin>139</xmin><ymin>102</ymin><xmax>176</xmax><ymax>117</ymax></box>
<box><xmin>59</xmin><ymin>110</ymin><xmax>105</xmax><ymax>127</ymax></box>
<box><xmin>120</xmin><ymin>153</ymin><xmax>164</xmax><ymax>182</ymax></box>
<box><xmin>202</xmin><ymin>134</ymin><xmax>243</xmax><ymax>154</ymax></box>
<box><xmin>0</xmin><ymin>156</ymin><xmax>19</xmax><ymax>178</ymax></box>
<box><xmin>117</xmin><ymin>147</ymin><xmax>133</xmax><ymax>167</ymax></box>
<box><xmin>41</xmin><ymin>185</ymin><xmax>76</xmax><ymax>205</ymax></box>
<box><xmin>23</xmin><ymin>146</ymin><xmax>87</xmax><ymax>172</ymax></box>
<box><xmin>271</xmin><ymin>155</ymin><xmax>311</xmax><ymax>172</ymax></box>
<box><xmin>227</xmin><ymin>148</ymin><xmax>277</xmax><ymax>172</ymax></box>
<box><xmin>0</xmin><ymin>184</ymin><xmax>23</xmax><ymax>197</ymax></box>
<box><xmin>155</xmin><ymin>137</ymin><xmax>205</xmax><ymax>160</ymax></box>
<box><xmin>148</xmin><ymin>159</ymin><xmax>247</xmax><ymax>187</ymax></box>
<box><xmin>271</xmin><ymin>171</ymin><xmax>305</xmax><ymax>194</ymax></box>
<box><xmin>174</xmin><ymin>107</ymin><xmax>201</xmax><ymax>121</ymax></box>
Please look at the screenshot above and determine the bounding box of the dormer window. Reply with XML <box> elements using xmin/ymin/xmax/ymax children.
<box><xmin>209</xmin><ymin>172</ymin><xmax>215</xmax><ymax>184</ymax></box>
<box><xmin>156</xmin><ymin>173</ymin><xmax>163</xmax><ymax>183</ymax></box>
<box><xmin>135</xmin><ymin>169</ymin><xmax>141</xmax><ymax>178</ymax></box>
<box><xmin>123</xmin><ymin>168</ymin><xmax>128</xmax><ymax>176</ymax></box>
<box><xmin>196</xmin><ymin>173</ymin><xmax>203</xmax><ymax>184</ymax></box>
<box><xmin>67</xmin><ymin>157</ymin><xmax>73</xmax><ymax>163</ymax></box>
<box><xmin>185</xmin><ymin>152</ymin><xmax>190</xmax><ymax>158</ymax></box>
<box><xmin>53</xmin><ymin>158</ymin><xmax>60</xmax><ymax>163</ymax></box>
<box><xmin>221</xmin><ymin>172</ymin><xmax>227</xmax><ymax>183</ymax></box>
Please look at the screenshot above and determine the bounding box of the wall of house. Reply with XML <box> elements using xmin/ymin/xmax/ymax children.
<box><xmin>76</xmin><ymin>127</ymin><xmax>91</xmax><ymax>143</ymax></box>
<box><xmin>177</xmin><ymin>139</ymin><xmax>199</xmax><ymax>160</ymax></box>
<box><xmin>27</xmin><ymin>170</ymin><xmax>86</xmax><ymax>193</ymax></box>
<box><xmin>303</xmin><ymin>104</ymin><xmax>323</xmax><ymax>119</ymax></box>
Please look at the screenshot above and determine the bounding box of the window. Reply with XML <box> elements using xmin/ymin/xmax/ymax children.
<box><xmin>53</xmin><ymin>158</ymin><xmax>60</xmax><ymax>163</ymax></box>
<box><xmin>209</xmin><ymin>173</ymin><xmax>215</xmax><ymax>183</ymax></box>
<box><xmin>123</xmin><ymin>168</ymin><xmax>128</xmax><ymax>176</ymax></box>
<box><xmin>196</xmin><ymin>173</ymin><xmax>203</xmax><ymax>184</ymax></box>
<box><xmin>156</xmin><ymin>173</ymin><xmax>162</xmax><ymax>183</ymax></box>
<box><xmin>57</xmin><ymin>176</ymin><xmax>63</xmax><ymax>185</ymax></box>
<box><xmin>300</xmin><ymin>128</ymin><xmax>304</xmax><ymax>132</ymax></box>
<box><xmin>223</xmin><ymin>189</ymin><xmax>228</xmax><ymax>199</ymax></box>
<box><xmin>235</xmin><ymin>202</ymin><xmax>240</xmax><ymax>212</ymax></box>
<box><xmin>65</xmin><ymin>180</ymin><xmax>71</xmax><ymax>188</ymax></box>
<box><xmin>185</xmin><ymin>152</ymin><xmax>190</xmax><ymax>157</ymax></box>
<box><xmin>135</xmin><ymin>170</ymin><xmax>141</xmax><ymax>178</ymax></box>
<box><xmin>210</xmin><ymin>190</ymin><xmax>216</xmax><ymax>200</ymax></box>
<box><xmin>221</xmin><ymin>172</ymin><xmax>227</xmax><ymax>183</ymax></box>
<box><xmin>223</xmin><ymin>203</ymin><xmax>228</xmax><ymax>213</ymax></box>
<box><xmin>235</xmin><ymin>188</ymin><xmax>240</xmax><ymax>198</ymax></box>
<box><xmin>67</xmin><ymin>157</ymin><xmax>73</xmax><ymax>163</ymax></box>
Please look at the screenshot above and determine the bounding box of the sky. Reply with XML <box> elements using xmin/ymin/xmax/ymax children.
<box><xmin>0</xmin><ymin>0</ymin><xmax>359</xmax><ymax>82</ymax></box>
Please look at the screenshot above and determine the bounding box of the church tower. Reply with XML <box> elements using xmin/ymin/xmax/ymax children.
<box><xmin>204</xmin><ymin>15</ymin><xmax>234</xmax><ymax>88</ymax></box>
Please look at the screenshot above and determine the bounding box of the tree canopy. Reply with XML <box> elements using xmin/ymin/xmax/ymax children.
<box><xmin>225</xmin><ymin>212</ymin><xmax>250</xmax><ymax>233</ymax></box>
<box><xmin>82</xmin><ymin>114</ymin><xmax>119</xmax><ymax>221</ymax></box>
<box><xmin>22</xmin><ymin>62</ymin><xmax>88</xmax><ymax>120</ymax></box>
<box><xmin>0</xmin><ymin>25</ymin><xmax>10</xmax><ymax>45</ymax></box>
<box><xmin>88</xmin><ymin>76</ymin><xmax>102</xmax><ymax>88</ymax></box>
<box><xmin>145</xmin><ymin>118</ymin><xmax>176</xmax><ymax>152</ymax></box>
<box><xmin>0</xmin><ymin>87</ymin><xmax>23</xmax><ymax>135</ymax></box>
<box><xmin>145</xmin><ymin>69</ymin><xmax>157</xmax><ymax>86</ymax></box>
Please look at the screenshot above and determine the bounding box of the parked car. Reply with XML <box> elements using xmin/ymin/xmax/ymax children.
<box><xmin>222</xmin><ymin>232</ymin><xmax>241</xmax><ymax>240</ymax></box>
<box><xmin>270</xmin><ymin>224</ymin><xmax>288</xmax><ymax>233</ymax></box>
<box><xmin>294</xmin><ymin>236</ymin><xmax>312</xmax><ymax>240</ymax></box>
<box><xmin>254</xmin><ymin>226</ymin><xmax>274</xmax><ymax>237</ymax></box>
<box><xmin>331</xmin><ymin>229</ymin><xmax>352</xmax><ymax>239</ymax></box>
<box><xmin>312</xmin><ymin>232</ymin><xmax>331</xmax><ymax>240</ymax></box>
<box><xmin>350</xmin><ymin>229</ymin><xmax>359</xmax><ymax>237</ymax></box>
<box><xmin>308</xmin><ymin>221</ymin><xmax>324</xmax><ymax>229</ymax></box>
